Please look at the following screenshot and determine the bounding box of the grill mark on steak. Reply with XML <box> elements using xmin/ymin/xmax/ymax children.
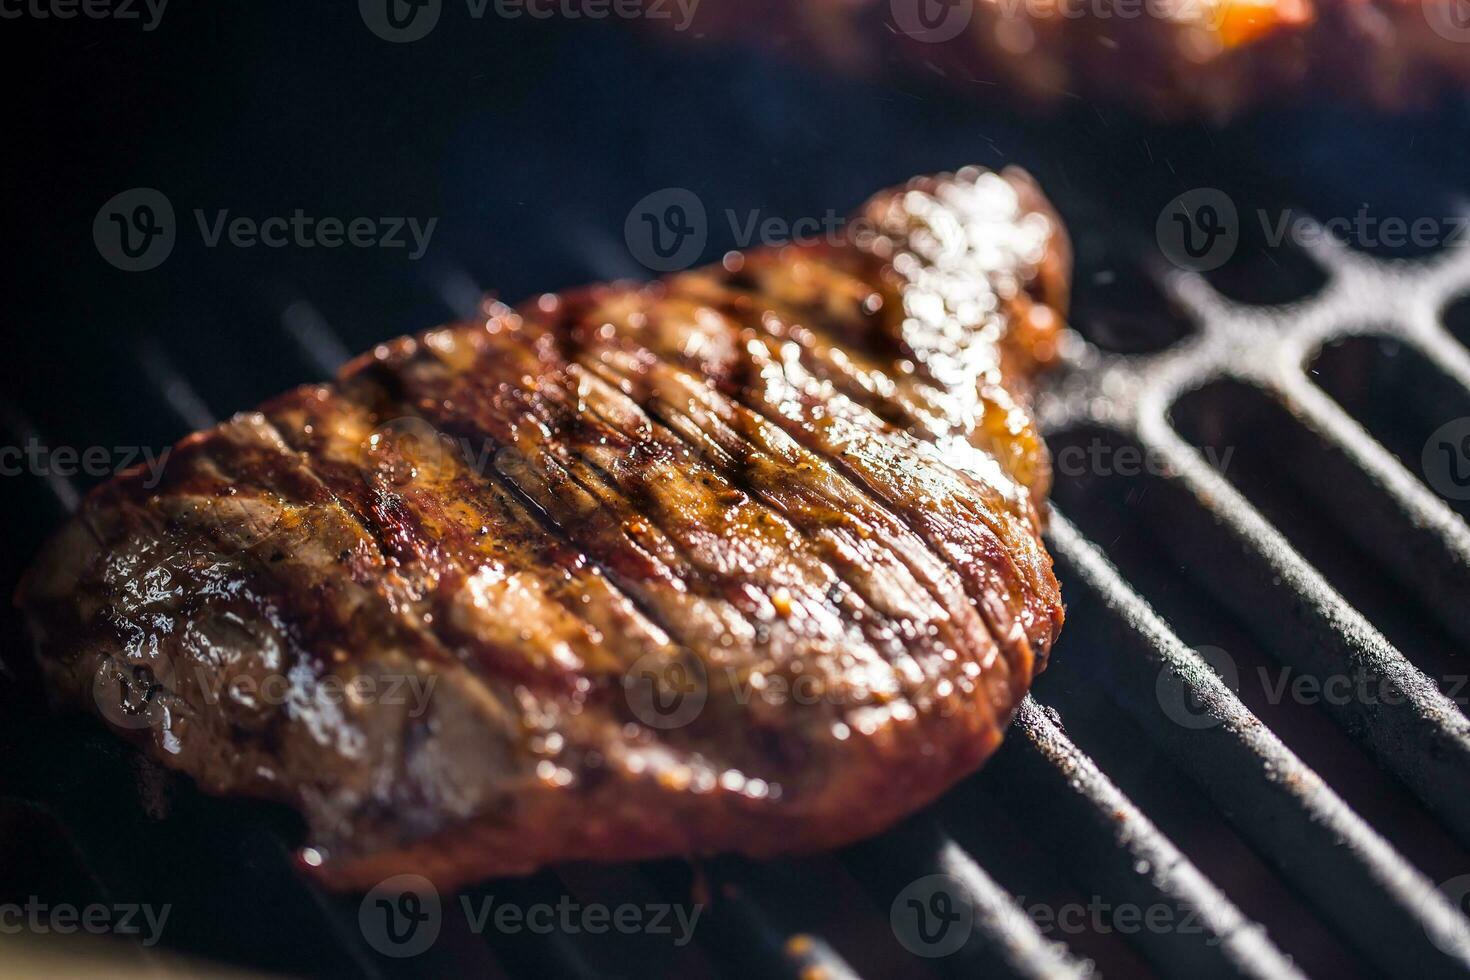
<box><xmin>350</xmin><ymin>331</ymin><xmax>793</xmax><ymax>735</ymax></box>
<box><xmin>17</xmin><ymin>165</ymin><xmax>1069</xmax><ymax>888</ymax></box>
<box><xmin>622</xmin><ymin>293</ymin><xmax>1045</xmax><ymax>632</ymax></box>
<box><xmin>568</xmin><ymin>352</ymin><xmax>935</xmax><ymax>701</ymax></box>
<box><xmin>639</xmin><ymin>324</ymin><xmax>1036</xmax><ymax>717</ymax></box>
<box><xmin>262</xmin><ymin>379</ymin><xmax>682</xmax><ymax>696</ymax></box>
<box><xmin>386</xmin><ymin>326</ymin><xmax>787</xmax><ymax>653</ymax></box>
<box><xmin>266</xmin><ymin>401</ymin><xmax>582</xmax><ymax>694</ymax></box>
<box><xmin>573</xmin><ymin>334</ymin><xmax>992</xmax><ymax>687</ymax></box>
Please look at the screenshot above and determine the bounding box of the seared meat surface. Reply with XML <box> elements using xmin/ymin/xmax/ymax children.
<box><xmin>668</xmin><ymin>0</ymin><xmax>1470</xmax><ymax>119</ymax></box>
<box><xmin>17</xmin><ymin>167</ymin><xmax>1067</xmax><ymax>890</ymax></box>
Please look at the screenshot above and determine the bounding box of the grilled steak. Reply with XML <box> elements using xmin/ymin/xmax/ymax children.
<box><xmin>17</xmin><ymin>166</ymin><xmax>1068</xmax><ymax>891</ymax></box>
<box><xmin>665</xmin><ymin>0</ymin><xmax>1470</xmax><ymax>119</ymax></box>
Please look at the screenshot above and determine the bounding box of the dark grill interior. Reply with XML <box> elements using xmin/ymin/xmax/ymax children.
<box><xmin>4</xmin><ymin>8</ymin><xmax>1470</xmax><ymax>978</ymax></box>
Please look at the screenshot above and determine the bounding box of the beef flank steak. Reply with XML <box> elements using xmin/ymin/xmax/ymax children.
<box><xmin>17</xmin><ymin>166</ymin><xmax>1068</xmax><ymax>890</ymax></box>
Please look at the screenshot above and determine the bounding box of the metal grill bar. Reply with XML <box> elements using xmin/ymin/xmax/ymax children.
<box><xmin>1005</xmin><ymin>697</ymin><xmax>1304</xmax><ymax>979</ymax></box>
<box><xmin>0</xmin><ymin>403</ymin><xmax>80</xmax><ymax>514</ymax></box>
<box><xmin>1042</xmin><ymin>240</ymin><xmax>1470</xmax><ymax>844</ymax></box>
<box><xmin>280</xmin><ymin>299</ymin><xmax>354</xmax><ymax>377</ymax></box>
<box><xmin>1136</xmin><ymin>414</ymin><xmax>1470</xmax><ymax>842</ymax></box>
<box><xmin>845</xmin><ymin>818</ymin><xmax>1095</xmax><ymax>979</ymax></box>
<box><xmin>424</xmin><ymin>263</ymin><xmax>490</xmax><ymax>322</ymax></box>
<box><xmin>136</xmin><ymin>338</ymin><xmax>218</xmax><ymax>431</ymax></box>
<box><xmin>1046</xmin><ymin>512</ymin><xmax>1470</xmax><ymax>977</ymax></box>
<box><xmin>454</xmin><ymin>876</ymin><xmax>609</xmax><ymax>980</ymax></box>
<box><xmin>1268</xmin><ymin>366</ymin><xmax>1470</xmax><ymax>642</ymax></box>
<box><xmin>1275</xmin><ymin>340</ymin><xmax>1470</xmax><ymax>630</ymax></box>
<box><xmin>693</xmin><ymin>876</ymin><xmax>862</xmax><ymax>980</ymax></box>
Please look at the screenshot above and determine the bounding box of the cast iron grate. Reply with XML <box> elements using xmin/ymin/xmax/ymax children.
<box><xmin>6</xmin><ymin>226</ymin><xmax>1470</xmax><ymax>980</ymax></box>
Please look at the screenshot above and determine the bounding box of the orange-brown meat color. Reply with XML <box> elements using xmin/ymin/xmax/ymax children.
<box><xmin>666</xmin><ymin>0</ymin><xmax>1470</xmax><ymax>119</ymax></box>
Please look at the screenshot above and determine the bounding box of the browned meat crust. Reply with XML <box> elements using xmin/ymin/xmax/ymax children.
<box><xmin>16</xmin><ymin>166</ymin><xmax>1067</xmax><ymax>891</ymax></box>
<box><xmin>666</xmin><ymin>0</ymin><xmax>1470</xmax><ymax>120</ymax></box>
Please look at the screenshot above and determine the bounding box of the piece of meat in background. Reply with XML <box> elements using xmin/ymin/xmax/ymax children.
<box><xmin>650</xmin><ymin>0</ymin><xmax>1470</xmax><ymax>119</ymax></box>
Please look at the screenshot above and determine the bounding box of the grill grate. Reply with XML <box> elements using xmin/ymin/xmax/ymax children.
<box><xmin>1033</xmin><ymin>234</ymin><xmax>1470</xmax><ymax>975</ymax></box>
<box><xmin>7</xmin><ymin>231</ymin><xmax>1470</xmax><ymax>978</ymax></box>
<box><xmin>5</xmin><ymin>19</ymin><xmax>1470</xmax><ymax>978</ymax></box>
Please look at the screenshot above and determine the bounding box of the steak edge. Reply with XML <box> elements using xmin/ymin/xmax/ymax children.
<box><xmin>17</xmin><ymin>166</ymin><xmax>1068</xmax><ymax>890</ymax></box>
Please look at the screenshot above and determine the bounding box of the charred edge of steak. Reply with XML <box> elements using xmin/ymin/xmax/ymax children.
<box><xmin>16</xmin><ymin>166</ymin><xmax>1068</xmax><ymax>891</ymax></box>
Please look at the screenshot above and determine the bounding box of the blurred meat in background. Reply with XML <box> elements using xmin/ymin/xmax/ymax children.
<box><xmin>655</xmin><ymin>0</ymin><xmax>1470</xmax><ymax>119</ymax></box>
